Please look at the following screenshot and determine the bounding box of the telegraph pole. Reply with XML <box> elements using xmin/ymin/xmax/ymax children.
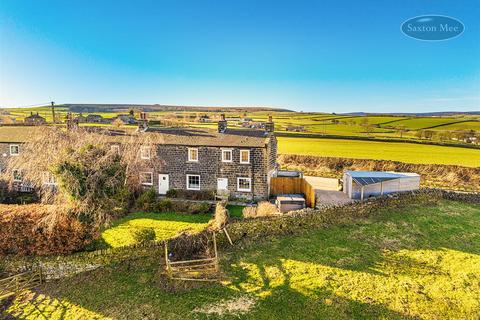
<box><xmin>51</xmin><ymin>101</ymin><xmax>56</xmax><ymax>123</ymax></box>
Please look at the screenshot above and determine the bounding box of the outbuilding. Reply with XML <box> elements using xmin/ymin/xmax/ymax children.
<box><xmin>343</xmin><ymin>171</ymin><xmax>420</xmax><ymax>200</ymax></box>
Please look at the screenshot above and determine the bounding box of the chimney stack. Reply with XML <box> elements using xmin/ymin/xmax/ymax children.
<box><xmin>265</xmin><ymin>115</ymin><xmax>274</xmax><ymax>133</ymax></box>
<box><xmin>218</xmin><ymin>113</ymin><xmax>227</xmax><ymax>133</ymax></box>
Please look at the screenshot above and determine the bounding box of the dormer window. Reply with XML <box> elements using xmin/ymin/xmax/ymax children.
<box><xmin>188</xmin><ymin>148</ymin><xmax>198</xmax><ymax>162</ymax></box>
<box><xmin>9</xmin><ymin>145</ymin><xmax>19</xmax><ymax>156</ymax></box>
<box><xmin>221</xmin><ymin>149</ymin><xmax>233</xmax><ymax>163</ymax></box>
<box><xmin>140</xmin><ymin>146</ymin><xmax>151</xmax><ymax>159</ymax></box>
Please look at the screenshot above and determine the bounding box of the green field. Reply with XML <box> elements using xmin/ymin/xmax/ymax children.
<box><xmin>2</xmin><ymin>106</ymin><xmax>479</xmax><ymax>167</ymax></box>
<box><xmin>277</xmin><ymin>137</ymin><xmax>480</xmax><ymax>167</ymax></box>
<box><xmin>94</xmin><ymin>212</ymin><xmax>211</xmax><ymax>249</ymax></box>
<box><xmin>5</xmin><ymin>200</ymin><xmax>480</xmax><ymax>319</ymax></box>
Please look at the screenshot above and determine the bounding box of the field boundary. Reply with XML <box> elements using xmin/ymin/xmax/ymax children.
<box><xmin>275</xmin><ymin>132</ymin><xmax>480</xmax><ymax>150</ymax></box>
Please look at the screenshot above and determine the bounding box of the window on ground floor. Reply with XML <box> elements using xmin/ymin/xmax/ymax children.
<box><xmin>187</xmin><ymin>174</ymin><xmax>200</xmax><ymax>190</ymax></box>
<box><xmin>237</xmin><ymin>177</ymin><xmax>252</xmax><ymax>192</ymax></box>
<box><xmin>140</xmin><ymin>172</ymin><xmax>153</xmax><ymax>186</ymax></box>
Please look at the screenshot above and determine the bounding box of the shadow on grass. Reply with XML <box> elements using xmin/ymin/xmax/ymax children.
<box><xmin>3</xmin><ymin>200</ymin><xmax>479</xmax><ymax>319</ymax></box>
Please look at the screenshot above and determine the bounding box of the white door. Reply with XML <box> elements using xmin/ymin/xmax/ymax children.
<box><xmin>217</xmin><ymin>178</ymin><xmax>228</xmax><ymax>191</ymax></box>
<box><xmin>158</xmin><ymin>174</ymin><xmax>169</xmax><ymax>195</ymax></box>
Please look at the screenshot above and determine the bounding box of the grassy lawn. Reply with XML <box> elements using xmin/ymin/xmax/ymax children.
<box><xmin>5</xmin><ymin>200</ymin><xmax>480</xmax><ymax>319</ymax></box>
<box><xmin>226</xmin><ymin>205</ymin><xmax>245</xmax><ymax>218</ymax></box>
<box><xmin>277</xmin><ymin>136</ymin><xmax>480</xmax><ymax>167</ymax></box>
<box><xmin>93</xmin><ymin>212</ymin><xmax>211</xmax><ymax>249</ymax></box>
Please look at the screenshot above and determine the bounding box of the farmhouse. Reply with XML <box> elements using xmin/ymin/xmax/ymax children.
<box><xmin>0</xmin><ymin>115</ymin><xmax>278</xmax><ymax>201</ymax></box>
<box><xmin>343</xmin><ymin>171</ymin><xmax>420</xmax><ymax>200</ymax></box>
<box><xmin>24</xmin><ymin>112</ymin><xmax>46</xmax><ymax>125</ymax></box>
<box><xmin>85</xmin><ymin>114</ymin><xmax>103</xmax><ymax>123</ymax></box>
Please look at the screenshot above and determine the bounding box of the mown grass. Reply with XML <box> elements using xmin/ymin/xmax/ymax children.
<box><xmin>277</xmin><ymin>136</ymin><xmax>480</xmax><ymax>167</ymax></box>
<box><xmin>4</xmin><ymin>200</ymin><xmax>480</xmax><ymax>319</ymax></box>
<box><xmin>93</xmin><ymin>212</ymin><xmax>211</xmax><ymax>249</ymax></box>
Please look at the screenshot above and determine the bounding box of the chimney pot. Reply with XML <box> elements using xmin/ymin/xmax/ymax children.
<box><xmin>218</xmin><ymin>114</ymin><xmax>227</xmax><ymax>133</ymax></box>
<box><xmin>265</xmin><ymin>115</ymin><xmax>274</xmax><ymax>133</ymax></box>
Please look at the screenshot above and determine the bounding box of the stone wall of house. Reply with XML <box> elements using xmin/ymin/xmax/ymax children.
<box><xmin>0</xmin><ymin>143</ymin><xmax>17</xmax><ymax>170</ymax></box>
<box><xmin>144</xmin><ymin>144</ymin><xmax>272</xmax><ymax>201</ymax></box>
<box><xmin>0</xmin><ymin>135</ymin><xmax>278</xmax><ymax>201</ymax></box>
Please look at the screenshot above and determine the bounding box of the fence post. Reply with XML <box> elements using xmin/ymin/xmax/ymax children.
<box><xmin>213</xmin><ymin>232</ymin><xmax>219</xmax><ymax>272</ymax></box>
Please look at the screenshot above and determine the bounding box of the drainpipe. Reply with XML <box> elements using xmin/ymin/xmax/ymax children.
<box><xmin>251</xmin><ymin>149</ymin><xmax>255</xmax><ymax>203</ymax></box>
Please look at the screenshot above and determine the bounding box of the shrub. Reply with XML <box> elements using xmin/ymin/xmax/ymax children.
<box><xmin>133</xmin><ymin>227</ymin><xmax>156</xmax><ymax>244</ymax></box>
<box><xmin>135</xmin><ymin>188</ymin><xmax>157</xmax><ymax>211</ymax></box>
<box><xmin>166</xmin><ymin>189</ymin><xmax>214</xmax><ymax>201</ymax></box>
<box><xmin>257</xmin><ymin>202</ymin><xmax>279</xmax><ymax>217</ymax></box>
<box><xmin>242</xmin><ymin>206</ymin><xmax>257</xmax><ymax>219</ymax></box>
<box><xmin>155</xmin><ymin>199</ymin><xmax>173</xmax><ymax>212</ymax></box>
<box><xmin>166</xmin><ymin>189</ymin><xmax>178</xmax><ymax>198</ymax></box>
<box><xmin>171</xmin><ymin>201</ymin><xmax>212</xmax><ymax>214</ymax></box>
<box><xmin>242</xmin><ymin>202</ymin><xmax>278</xmax><ymax>219</ymax></box>
<box><xmin>0</xmin><ymin>204</ymin><xmax>93</xmax><ymax>256</ymax></box>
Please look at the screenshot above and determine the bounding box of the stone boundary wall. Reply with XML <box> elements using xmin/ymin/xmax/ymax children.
<box><xmin>214</xmin><ymin>189</ymin><xmax>480</xmax><ymax>247</ymax></box>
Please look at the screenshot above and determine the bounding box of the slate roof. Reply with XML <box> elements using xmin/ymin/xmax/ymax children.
<box><xmin>0</xmin><ymin>126</ymin><xmax>272</xmax><ymax>148</ymax></box>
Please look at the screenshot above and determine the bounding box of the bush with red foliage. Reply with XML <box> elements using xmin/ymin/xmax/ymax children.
<box><xmin>0</xmin><ymin>204</ymin><xmax>93</xmax><ymax>256</ymax></box>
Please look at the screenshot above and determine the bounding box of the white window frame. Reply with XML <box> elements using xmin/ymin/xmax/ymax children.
<box><xmin>140</xmin><ymin>172</ymin><xmax>153</xmax><ymax>186</ymax></box>
<box><xmin>186</xmin><ymin>174</ymin><xmax>201</xmax><ymax>190</ymax></box>
<box><xmin>111</xmin><ymin>144</ymin><xmax>120</xmax><ymax>153</ymax></box>
<box><xmin>140</xmin><ymin>146</ymin><xmax>151</xmax><ymax>159</ymax></box>
<box><xmin>42</xmin><ymin>171</ymin><xmax>57</xmax><ymax>186</ymax></box>
<box><xmin>221</xmin><ymin>149</ymin><xmax>233</xmax><ymax>163</ymax></box>
<box><xmin>240</xmin><ymin>149</ymin><xmax>251</xmax><ymax>164</ymax></box>
<box><xmin>237</xmin><ymin>177</ymin><xmax>252</xmax><ymax>192</ymax></box>
<box><xmin>9</xmin><ymin>144</ymin><xmax>19</xmax><ymax>156</ymax></box>
<box><xmin>12</xmin><ymin>169</ymin><xmax>22</xmax><ymax>182</ymax></box>
<box><xmin>188</xmin><ymin>148</ymin><xmax>199</xmax><ymax>162</ymax></box>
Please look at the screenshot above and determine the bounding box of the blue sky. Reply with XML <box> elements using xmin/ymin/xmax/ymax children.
<box><xmin>0</xmin><ymin>0</ymin><xmax>479</xmax><ymax>112</ymax></box>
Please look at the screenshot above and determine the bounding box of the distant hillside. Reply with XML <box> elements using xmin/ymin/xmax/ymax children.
<box><xmin>64</xmin><ymin>104</ymin><xmax>292</xmax><ymax>113</ymax></box>
<box><xmin>343</xmin><ymin>111</ymin><xmax>480</xmax><ymax>117</ymax></box>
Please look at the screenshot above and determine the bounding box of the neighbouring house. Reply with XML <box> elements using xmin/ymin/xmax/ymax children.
<box><xmin>24</xmin><ymin>112</ymin><xmax>46</xmax><ymax>125</ymax></box>
<box><xmin>114</xmin><ymin>114</ymin><xmax>137</xmax><ymax>125</ymax></box>
<box><xmin>0</xmin><ymin>115</ymin><xmax>278</xmax><ymax>200</ymax></box>
<box><xmin>86</xmin><ymin>114</ymin><xmax>104</xmax><ymax>123</ymax></box>
<box><xmin>286</xmin><ymin>125</ymin><xmax>306</xmax><ymax>132</ymax></box>
<box><xmin>198</xmin><ymin>115</ymin><xmax>211</xmax><ymax>122</ymax></box>
<box><xmin>342</xmin><ymin>171</ymin><xmax>420</xmax><ymax>200</ymax></box>
<box><xmin>74</xmin><ymin>114</ymin><xmax>87</xmax><ymax>123</ymax></box>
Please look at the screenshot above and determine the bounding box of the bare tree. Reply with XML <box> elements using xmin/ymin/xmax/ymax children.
<box><xmin>1</xmin><ymin>127</ymin><xmax>166</xmax><ymax>226</ymax></box>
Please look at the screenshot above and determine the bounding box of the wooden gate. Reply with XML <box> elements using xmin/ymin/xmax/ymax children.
<box><xmin>0</xmin><ymin>269</ymin><xmax>43</xmax><ymax>300</ymax></box>
<box><xmin>270</xmin><ymin>177</ymin><xmax>316</xmax><ymax>208</ymax></box>
<box><xmin>164</xmin><ymin>232</ymin><xmax>219</xmax><ymax>282</ymax></box>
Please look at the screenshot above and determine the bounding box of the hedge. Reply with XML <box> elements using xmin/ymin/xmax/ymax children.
<box><xmin>0</xmin><ymin>204</ymin><xmax>93</xmax><ymax>256</ymax></box>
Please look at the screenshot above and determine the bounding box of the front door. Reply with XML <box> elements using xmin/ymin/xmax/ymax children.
<box><xmin>158</xmin><ymin>174</ymin><xmax>169</xmax><ymax>195</ymax></box>
<box><xmin>217</xmin><ymin>178</ymin><xmax>228</xmax><ymax>191</ymax></box>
